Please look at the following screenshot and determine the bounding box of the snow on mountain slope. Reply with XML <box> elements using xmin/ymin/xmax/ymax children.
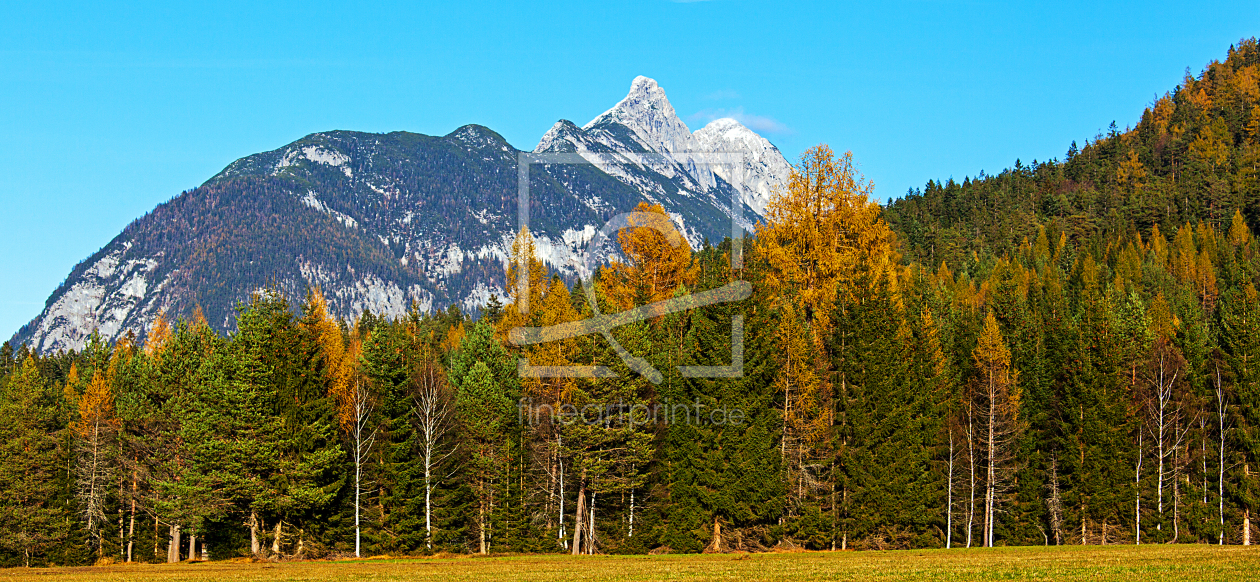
<box><xmin>13</xmin><ymin>76</ymin><xmax>793</xmax><ymax>353</ymax></box>
<box><xmin>694</xmin><ymin>117</ymin><xmax>792</xmax><ymax>217</ymax></box>
<box><xmin>541</xmin><ymin>76</ymin><xmax>792</xmax><ymax>232</ymax></box>
<box><xmin>582</xmin><ymin>76</ymin><xmax>717</xmax><ymax>194</ymax></box>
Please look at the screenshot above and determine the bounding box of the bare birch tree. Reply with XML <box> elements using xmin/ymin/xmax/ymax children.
<box><xmin>345</xmin><ymin>376</ymin><xmax>376</xmax><ymax>558</ymax></box>
<box><xmin>412</xmin><ymin>355</ymin><xmax>455</xmax><ymax>550</ymax></box>
<box><xmin>1213</xmin><ymin>363</ymin><xmax>1231</xmax><ymax>545</ymax></box>
<box><xmin>1144</xmin><ymin>337</ymin><xmax>1189</xmax><ymax>538</ymax></box>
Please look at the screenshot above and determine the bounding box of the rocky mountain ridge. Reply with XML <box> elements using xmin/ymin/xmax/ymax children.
<box><xmin>12</xmin><ymin>77</ymin><xmax>792</xmax><ymax>353</ymax></box>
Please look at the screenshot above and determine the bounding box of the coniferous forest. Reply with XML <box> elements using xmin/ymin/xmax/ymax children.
<box><xmin>5</xmin><ymin>40</ymin><xmax>1260</xmax><ymax>566</ymax></box>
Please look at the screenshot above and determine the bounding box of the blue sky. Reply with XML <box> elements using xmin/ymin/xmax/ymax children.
<box><xmin>2</xmin><ymin>0</ymin><xmax>1258</xmax><ymax>339</ymax></box>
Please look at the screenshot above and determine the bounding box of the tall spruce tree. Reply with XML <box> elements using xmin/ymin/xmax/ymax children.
<box><xmin>0</xmin><ymin>356</ymin><xmax>69</xmax><ymax>566</ymax></box>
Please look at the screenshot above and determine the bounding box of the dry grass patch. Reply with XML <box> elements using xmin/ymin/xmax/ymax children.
<box><xmin>0</xmin><ymin>544</ymin><xmax>1257</xmax><ymax>581</ymax></box>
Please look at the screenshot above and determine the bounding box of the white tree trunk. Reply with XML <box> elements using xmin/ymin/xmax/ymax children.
<box><xmin>1216</xmin><ymin>368</ymin><xmax>1227</xmax><ymax>545</ymax></box>
<box><xmin>249</xmin><ymin>510</ymin><xmax>260</xmax><ymax>556</ymax></box>
<box><xmin>167</xmin><ymin>524</ymin><xmax>181</xmax><ymax>563</ymax></box>
<box><xmin>1173</xmin><ymin>437</ymin><xmax>1181</xmax><ymax>542</ymax></box>
<box><xmin>986</xmin><ymin>398</ymin><xmax>996</xmax><ymax>548</ymax></box>
<box><xmin>127</xmin><ymin>496</ymin><xmax>135</xmax><ymax>562</ymax></box>
<box><xmin>629</xmin><ymin>486</ymin><xmax>635</xmax><ymax>538</ymax></box>
<box><xmin>1157</xmin><ymin>409</ymin><xmax>1165</xmax><ymax>532</ymax></box>
<box><xmin>413</xmin><ymin>366</ymin><xmax>449</xmax><ymax>552</ymax></box>
<box><xmin>947</xmin><ymin>431</ymin><xmax>955</xmax><ymax>549</ymax></box>
<box><xmin>352</xmin><ymin>378</ymin><xmax>377</xmax><ymax>558</ymax></box>
<box><xmin>967</xmin><ymin>402</ymin><xmax>976</xmax><ymax>549</ymax></box>
<box><xmin>558</xmin><ymin>442</ymin><xmax>567</xmax><ymax>549</ymax></box>
<box><xmin>1149</xmin><ymin>348</ymin><xmax>1181</xmax><ymax>536</ymax></box>
<box><xmin>588</xmin><ymin>488</ymin><xmax>596</xmax><ymax>554</ymax></box>
<box><xmin>1136</xmin><ymin>432</ymin><xmax>1143</xmax><ymax>544</ymax></box>
<box><xmin>423</xmin><ymin>460</ymin><xmax>431</xmax><ymax>550</ymax></box>
<box><xmin>1245</xmin><ymin>509</ymin><xmax>1251</xmax><ymax>546</ymax></box>
<box><xmin>1201</xmin><ymin>417</ymin><xmax>1208</xmax><ymax>507</ymax></box>
<box><xmin>355</xmin><ymin>454</ymin><xmax>362</xmax><ymax>557</ymax></box>
<box><xmin>478</xmin><ymin>480</ymin><xmax>488</xmax><ymax>555</ymax></box>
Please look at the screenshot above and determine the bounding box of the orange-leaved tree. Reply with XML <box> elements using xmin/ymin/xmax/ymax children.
<box><xmin>307</xmin><ymin>288</ymin><xmax>374</xmax><ymax>557</ymax></box>
<box><xmin>601</xmin><ymin>202</ymin><xmax>697</xmax><ymax>312</ymax></box>
<box><xmin>756</xmin><ymin>145</ymin><xmax>897</xmax><ymax>348</ymax></box>
<box><xmin>500</xmin><ymin>225</ymin><xmax>550</xmax><ymax>335</ymax></box>
<box><xmin>972</xmin><ymin>312</ymin><xmax>1021</xmax><ymax>548</ymax></box>
<box><xmin>73</xmin><ymin>359</ymin><xmax>121</xmax><ymax>556</ymax></box>
<box><xmin>756</xmin><ymin>145</ymin><xmax>898</xmax><ymax>518</ymax></box>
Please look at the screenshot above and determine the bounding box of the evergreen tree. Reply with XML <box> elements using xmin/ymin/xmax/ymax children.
<box><xmin>0</xmin><ymin>357</ymin><xmax>70</xmax><ymax>566</ymax></box>
<box><xmin>454</xmin><ymin>362</ymin><xmax>511</xmax><ymax>554</ymax></box>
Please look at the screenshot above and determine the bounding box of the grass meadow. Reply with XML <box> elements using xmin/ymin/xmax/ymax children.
<box><xmin>1</xmin><ymin>545</ymin><xmax>1258</xmax><ymax>581</ymax></box>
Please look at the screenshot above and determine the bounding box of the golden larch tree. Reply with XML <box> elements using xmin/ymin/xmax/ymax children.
<box><xmin>757</xmin><ymin>145</ymin><xmax>898</xmax><ymax>517</ymax></box>
<box><xmin>500</xmin><ymin>225</ymin><xmax>551</xmax><ymax>336</ymax></box>
<box><xmin>972</xmin><ymin>312</ymin><xmax>1021</xmax><ymax>548</ymax></box>
<box><xmin>601</xmin><ymin>202</ymin><xmax>697</xmax><ymax>312</ymax></box>
<box><xmin>74</xmin><ymin>367</ymin><xmax>120</xmax><ymax>556</ymax></box>
<box><xmin>756</xmin><ymin>145</ymin><xmax>897</xmax><ymax>348</ymax></box>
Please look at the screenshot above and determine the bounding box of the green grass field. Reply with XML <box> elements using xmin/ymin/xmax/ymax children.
<box><xmin>2</xmin><ymin>545</ymin><xmax>1258</xmax><ymax>581</ymax></box>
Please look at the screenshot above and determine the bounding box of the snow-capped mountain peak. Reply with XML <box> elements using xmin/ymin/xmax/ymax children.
<box><xmin>694</xmin><ymin>117</ymin><xmax>793</xmax><ymax>217</ymax></box>
<box><xmin>696</xmin><ymin>118</ymin><xmax>767</xmax><ymax>151</ymax></box>
<box><xmin>15</xmin><ymin>76</ymin><xmax>793</xmax><ymax>354</ymax></box>
<box><xmin>534</xmin><ymin>120</ymin><xmax>591</xmax><ymax>154</ymax></box>
<box><xmin>584</xmin><ymin>76</ymin><xmax>691</xmax><ymax>150</ymax></box>
<box><xmin>554</xmin><ymin>77</ymin><xmax>791</xmax><ymax>221</ymax></box>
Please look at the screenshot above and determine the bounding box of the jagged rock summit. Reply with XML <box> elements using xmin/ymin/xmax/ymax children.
<box><xmin>13</xmin><ymin>77</ymin><xmax>792</xmax><ymax>353</ymax></box>
<box><xmin>537</xmin><ymin>76</ymin><xmax>790</xmax><ymax>228</ymax></box>
<box><xmin>586</xmin><ymin>76</ymin><xmax>706</xmax><ymax>160</ymax></box>
<box><xmin>694</xmin><ymin>117</ymin><xmax>793</xmax><ymax>217</ymax></box>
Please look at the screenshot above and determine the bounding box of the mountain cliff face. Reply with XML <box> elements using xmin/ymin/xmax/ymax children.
<box><xmin>13</xmin><ymin>77</ymin><xmax>792</xmax><ymax>353</ymax></box>
<box><xmin>694</xmin><ymin>117</ymin><xmax>794</xmax><ymax>218</ymax></box>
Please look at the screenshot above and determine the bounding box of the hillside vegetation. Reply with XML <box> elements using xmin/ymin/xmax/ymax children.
<box><xmin>887</xmin><ymin>39</ymin><xmax>1260</xmax><ymax>270</ymax></box>
<box><xmin>3</xmin><ymin>41</ymin><xmax>1260</xmax><ymax>566</ymax></box>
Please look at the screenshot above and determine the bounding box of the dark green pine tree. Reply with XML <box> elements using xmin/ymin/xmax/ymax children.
<box><xmin>0</xmin><ymin>341</ymin><xmax>12</xmax><ymax>376</ymax></box>
<box><xmin>0</xmin><ymin>356</ymin><xmax>70</xmax><ymax>567</ymax></box>
<box><xmin>1056</xmin><ymin>256</ymin><xmax>1135</xmax><ymax>545</ymax></box>
<box><xmin>180</xmin><ymin>342</ymin><xmax>285</xmax><ymax>557</ymax></box>
<box><xmin>360</xmin><ymin>318</ymin><xmax>429</xmax><ymax>553</ymax></box>
<box><xmin>1218</xmin><ymin>281</ymin><xmax>1260</xmax><ymax>543</ymax></box>
<box><xmin>232</xmin><ymin>292</ymin><xmax>345</xmax><ymax>556</ymax></box>
<box><xmin>145</xmin><ymin>319</ymin><xmax>218</xmax><ymax>562</ymax></box>
<box><xmin>655</xmin><ymin>255</ymin><xmax>783</xmax><ymax>554</ymax></box>
<box><xmin>832</xmin><ymin>268</ymin><xmax>944</xmax><ymax>550</ymax></box>
<box><xmin>453</xmin><ymin>362</ymin><xmax>512</xmax><ymax>554</ymax></box>
<box><xmin>448</xmin><ymin>319</ymin><xmax>529</xmax><ymax>552</ymax></box>
<box><xmin>902</xmin><ymin>301</ymin><xmax>955</xmax><ymax>548</ymax></box>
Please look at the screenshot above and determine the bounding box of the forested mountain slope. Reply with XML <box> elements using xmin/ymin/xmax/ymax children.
<box><xmin>11</xmin><ymin>77</ymin><xmax>791</xmax><ymax>354</ymax></box>
<box><xmin>5</xmin><ymin>42</ymin><xmax>1260</xmax><ymax>564</ymax></box>
<box><xmin>886</xmin><ymin>39</ymin><xmax>1260</xmax><ymax>272</ymax></box>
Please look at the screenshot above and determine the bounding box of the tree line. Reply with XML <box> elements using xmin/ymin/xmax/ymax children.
<box><xmin>6</xmin><ymin>38</ymin><xmax>1260</xmax><ymax>565</ymax></box>
<box><xmin>887</xmin><ymin>38</ymin><xmax>1260</xmax><ymax>272</ymax></box>
<box><xmin>2</xmin><ymin>142</ymin><xmax>1260</xmax><ymax>566</ymax></box>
